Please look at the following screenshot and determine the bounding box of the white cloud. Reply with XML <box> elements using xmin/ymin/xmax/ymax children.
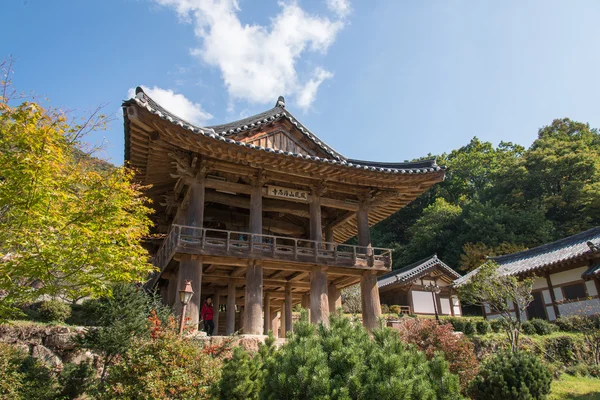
<box><xmin>326</xmin><ymin>0</ymin><xmax>351</xmax><ymax>18</ymax></box>
<box><xmin>153</xmin><ymin>0</ymin><xmax>347</xmax><ymax>110</ymax></box>
<box><xmin>297</xmin><ymin>67</ymin><xmax>333</xmax><ymax>110</ymax></box>
<box><xmin>127</xmin><ymin>85</ymin><xmax>213</xmax><ymax>126</ymax></box>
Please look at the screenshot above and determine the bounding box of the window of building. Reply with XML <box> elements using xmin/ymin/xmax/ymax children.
<box><xmin>562</xmin><ymin>283</ymin><xmax>587</xmax><ymax>301</ymax></box>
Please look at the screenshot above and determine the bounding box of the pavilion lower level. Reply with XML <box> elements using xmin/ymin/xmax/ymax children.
<box><xmin>152</xmin><ymin>175</ymin><xmax>391</xmax><ymax>335</ymax></box>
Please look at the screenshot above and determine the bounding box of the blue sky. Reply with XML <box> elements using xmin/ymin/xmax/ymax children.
<box><xmin>3</xmin><ymin>0</ymin><xmax>600</xmax><ymax>164</ymax></box>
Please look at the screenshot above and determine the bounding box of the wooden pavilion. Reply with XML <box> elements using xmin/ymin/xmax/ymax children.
<box><xmin>122</xmin><ymin>88</ymin><xmax>445</xmax><ymax>335</ymax></box>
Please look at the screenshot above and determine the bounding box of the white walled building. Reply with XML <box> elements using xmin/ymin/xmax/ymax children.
<box><xmin>455</xmin><ymin>227</ymin><xmax>600</xmax><ymax>321</ymax></box>
<box><xmin>378</xmin><ymin>255</ymin><xmax>462</xmax><ymax>317</ymax></box>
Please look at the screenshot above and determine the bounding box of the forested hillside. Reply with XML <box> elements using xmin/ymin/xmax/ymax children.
<box><xmin>371</xmin><ymin>118</ymin><xmax>600</xmax><ymax>273</ymax></box>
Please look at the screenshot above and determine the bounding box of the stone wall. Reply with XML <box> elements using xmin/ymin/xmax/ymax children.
<box><xmin>0</xmin><ymin>324</ymin><xmax>96</xmax><ymax>369</ymax></box>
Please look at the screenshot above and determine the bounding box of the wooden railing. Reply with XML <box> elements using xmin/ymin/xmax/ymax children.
<box><xmin>153</xmin><ymin>225</ymin><xmax>392</xmax><ymax>272</ymax></box>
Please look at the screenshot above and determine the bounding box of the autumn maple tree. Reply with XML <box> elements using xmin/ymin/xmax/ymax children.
<box><xmin>0</xmin><ymin>60</ymin><xmax>154</xmax><ymax>319</ymax></box>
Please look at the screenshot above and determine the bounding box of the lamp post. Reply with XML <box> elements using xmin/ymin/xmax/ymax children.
<box><xmin>426</xmin><ymin>282</ymin><xmax>441</xmax><ymax>322</ymax></box>
<box><xmin>179</xmin><ymin>280</ymin><xmax>194</xmax><ymax>335</ymax></box>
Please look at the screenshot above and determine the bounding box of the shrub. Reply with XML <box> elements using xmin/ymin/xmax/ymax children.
<box><xmin>490</xmin><ymin>318</ymin><xmax>504</xmax><ymax>333</ymax></box>
<box><xmin>389</xmin><ymin>305</ymin><xmax>401</xmax><ymax>315</ymax></box>
<box><xmin>522</xmin><ymin>320</ymin><xmax>536</xmax><ymax>335</ymax></box>
<box><xmin>99</xmin><ymin>330</ymin><xmax>221</xmax><ymax>400</ymax></box>
<box><xmin>463</xmin><ymin>319</ymin><xmax>476</xmax><ymax>335</ymax></box>
<box><xmin>0</xmin><ymin>343</ymin><xmax>60</xmax><ymax>400</ymax></box>
<box><xmin>341</xmin><ymin>285</ymin><xmax>361</xmax><ymax>314</ymax></box>
<box><xmin>447</xmin><ymin>317</ymin><xmax>465</xmax><ymax>332</ymax></box>
<box><xmin>529</xmin><ymin>318</ymin><xmax>556</xmax><ymax>335</ymax></box>
<box><xmin>542</xmin><ymin>335</ymin><xmax>584</xmax><ymax>365</ymax></box>
<box><xmin>58</xmin><ymin>361</ymin><xmax>97</xmax><ymax>399</ymax></box>
<box><xmin>217</xmin><ymin>345</ymin><xmax>268</xmax><ymax>400</ymax></box>
<box><xmin>77</xmin><ymin>283</ymin><xmax>172</xmax><ymax>380</ymax></box>
<box><xmin>555</xmin><ymin>316</ymin><xmax>578</xmax><ymax>332</ymax></box>
<box><xmin>565</xmin><ymin>363</ymin><xmax>600</xmax><ymax>378</ymax></box>
<box><xmin>469</xmin><ymin>351</ymin><xmax>552</xmax><ymax>400</ymax></box>
<box><xmin>475</xmin><ymin>320</ymin><xmax>491</xmax><ymax>335</ymax></box>
<box><xmin>216</xmin><ymin>311</ymin><xmax>462</xmax><ymax>399</ymax></box>
<box><xmin>381</xmin><ymin>304</ymin><xmax>390</xmax><ymax>314</ymax></box>
<box><xmin>396</xmin><ymin>318</ymin><xmax>479</xmax><ymax>390</ymax></box>
<box><xmin>38</xmin><ymin>299</ymin><xmax>71</xmax><ymax>323</ymax></box>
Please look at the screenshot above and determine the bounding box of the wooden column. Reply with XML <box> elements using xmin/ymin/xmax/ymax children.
<box><xmin>310</xmin><ymin>186</ymin><xmax>329</xmax><ymax>326</ymax></box>
<box><xmin>174</xmin><ymin>177</ymin><xmax>206</xmax><ymax>331</ymax></box>
<box><xmin>244</xmin><ymin>177</ymin><xmax>264</xmax><ymax>335</ymax></box>
<box><xmin>357</xmin><ymin>202</ymin><xmax>381</xmax><ymax>330</ymax></box>
<box><xmin>226</xmin><ymin>279</ymin><xmax>236</xmax><ymax>335</ymax></box>
<box><xmin>264</xmin><ymin>293</ymin><xmax>271</xmax><ymax>334</ymax></box>
<box><xmin>280</xmin><ymin>307</ymin><xmax>286</xmax><ymax>338</ymax></box>
<box><xmin>328</xmin><ymin>283</ymin><xmax>341</xmax><ymax>313</ymax></box>
<box><xmin>285</xmin><ymin>282</ymin><xmax>293</xmax><ymax>333</ymax></box>
<box><xmin>239</xmin><ymin>306</ymin><xmax>245</xmax><ymax>333</ymax></box>
<box><xmin>176</xmin><ymin>255</ymin><xmax>203</xmax><ymax>330</ymax></box>
<box><xmin>545</xmin><ymin>273</ymin><xmax>560</xmax><ymax>319</ymax></box>
<box><xmin>325</xmin><ymin>228</ymin><xmax>334</xmax><ymax>250</ymax></box>
<box><xmin>244</xmin><ymin>260</ymin><xmax>264</xmax><ymax>335</ymax></box>
<box><xmin>361</xmin><ymin>270</ymin><xmax>382</xmax><ymax>331</ymax></box>
<box><xmin>167</xmin><ymin>274</ymin><xmax>178</xmax><ymax>307</ymax></box>
<box><xmin>271</xmin><ymin>309</ymin><xmax>279</xmax><ymax>338</ymax></box>
<box><xmin>301</xmin><ymin>293</ymin><xmax>311</xmax><ymax>321</ymax></box>
<box><xmin>213</xmin><ymin>291</ymin><xmax>221</xmax><ymax>335</ymax></box>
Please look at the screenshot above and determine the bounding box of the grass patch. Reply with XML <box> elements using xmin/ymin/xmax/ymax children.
<box><xmin>550</xmin><ymin>374</ymin><xmax>600</xmax><ymax>400</ymax></box>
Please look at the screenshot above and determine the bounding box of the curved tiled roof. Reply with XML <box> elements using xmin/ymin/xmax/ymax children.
<box><xmin>126</xmin><ymin>87</ymin><xmax>444</xmax><ymax>175</ymax></box>
<box><xmin>454</xmin><ymin>226</ymin><xmax>600</xmax><ymax>286</ymax></box>
<box><xmin>377</xmin><ymin>254</ymin><xmax>461</xmax><ymax>288</ymax></box>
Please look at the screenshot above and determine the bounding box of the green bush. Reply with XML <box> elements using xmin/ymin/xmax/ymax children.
<box><xmin>38</xmin><ymin>299</ymin><xmax>72</xmax><ymax>323</ymax></box>
<box><xmin>463</xmin><ymin>319</ymin><xmax>476</xmax><ymax>335</ymax></box>
<box><xmin>555</xmin><ymin>316</ymin><xmax>578</xmax><ymax>332</ymax></box>
<box><xmin>381</xmin><ymin>304</ymin><xmax>390</xmax><ymax>314</ymax></box>
<box><xmin>448</xmin><ymin>317</ymin><xmax>466</xmax><ymax>332</ymax></box>
<box><xmin>565</xmin><ymin>363</ymin><xmax>600</xmax><ymax>378</ymax></box>
<box><xmin>389</xmin><ymin>305</ymin><xmax>401</xmax><ymax>315</ymax></box>
<box><xmin>77</xmin><ymin>283</ymin><xmax>173</xmax><ymax>380</ymax></box>
<box><xmin>99</xmin><ymin>330</ymin><xmax>221</xmax><ymax>400</ymax></box>
<box><xmin>490</xmin><ymin>319</ymin><xmax>504</xmax><ymax>333</ymax></box>
<box><xmin>475</xmin><ymin>320</ymin><xmax>491</xmax><ymax>335</ymax></box>
<box><xmin>541</xmin><ymin>335</ymin><xmax>584</xmax><ymax>365</ymax></box>
<box><xmin>522</xmin><ymin>320</ymin><xmax>536</xmax><ymax>335</ymax></box>
<box><xmin>529</xmin><ymin>318</ymin><xmax>556</xmax><ymax>335</ymax></box>
<box><xmin>468</xmin><ymin>351</ymin><xmax>552</xmax><ymax>400</ymax></box>
<box><xmin>0</xmin><ymin>342</ymin><xmax>60</xmax><ymax>400</ymax></box>
<box><xmin>216</xmin><ymin>311</ymin><xmax>462</xmax><ymax>399</ymax></box>
<box><xmin>58</xmin><ymin>361</ymin><xmax>97</xmax><ymax>399</ymax></box>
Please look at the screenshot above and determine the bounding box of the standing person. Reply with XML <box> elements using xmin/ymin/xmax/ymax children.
<box><xmin>201</xmin><ymin>297</ymin><xmax>215</xmax><ymax>336</ymax></box>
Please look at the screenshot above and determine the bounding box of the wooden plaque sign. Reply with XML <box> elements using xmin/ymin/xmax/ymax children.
<box><xmin>267</xmin><ymin>185</ymin><xmax>309</xmax><ymax>202</ymax></box>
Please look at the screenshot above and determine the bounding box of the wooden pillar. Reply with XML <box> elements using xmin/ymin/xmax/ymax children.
<box><xmin>239</xmin><ymin>306</ymin><xmax>245</xmax><ymax>333</ymax></box>
<box><xmin>301</xmin><ymin>293</ymin><xmax>311</xmax><ymax>321</ymax></box>
<box><xmin>244</xmin><ymin>260</ymin><xmax>263</xmax><ymax>335</ymax></box>
<box><xmin>167</xmin><ymin>274</ymin><xmax>178</xmax><ymax>307</ymax></box>
<box><xmin>213</xmin><ymin>291</ymin><xmax>221</xmax><ymax>335</ymax></box>
<box><xmin>311</xmin><ymin>266</ymin><xmax>329</xmax><ymax>325</ymax></box>
<box><xmin>175</xmin><ymin>255</ymin><xmax>203</xmax><ymax>330</ymax></box>
<box><xmin>226</xmin><ymin>279</ymin><xmax>236</xmax><ymax>335</ymax></box>
<box><xmin>285</xmin><ymin>282</ymin><xmax>293</xmax><ymax>333</ymax></box>
<box><xmin>357</xmin><ymin>203</ymin><xmax>371</xmax><ymax>250</ymax></box>
<box><xmin>545</xmin><ymin>273</ymin><xmax>560</xmax><ymax>319</ymax></box>
<box><xmin>328</xmin><ymin>283</ymin><xmax>341</xmax><ymax>313</ymax></box>
<box><xmin>310</xmin><ymin>187</ymin><xmax>329</xmax><ymax>325</ymax></box>
<box><xmin>271</xmin><ymin>309</ymin><xmax>279</xmax><ymax>338</ymax></box>
<box><xmin>361</xmin><ymin>271</ymin><xmax>382</xmax><ymax>331</ymax></box>
<box><xmin>173</xmin><ymin>176</ymin><xmax>206</xmax><ymax>331</ymax></box>
<box><xmin>244</xmin><ymin>177</ymin><xmax>264</xmax><ymax>335</ymax></box>
<box><xmin>357</xmin><ymin>202</ymin><xmax>381</xmax><ymax>330</ymax></box>
<box><xmin>264</xmin><ymin>293</ymin><xmax>271</xmax><ymax>334</ymax></box>
<box><xmin>325</xmin><ymin>228</ymin><xmax>334</xmax><ymax>250</ymax></box>
<box><xmin>280</xmin><ymin>307</ymin><xmax>286</xmax><ymax>338</ymax></box>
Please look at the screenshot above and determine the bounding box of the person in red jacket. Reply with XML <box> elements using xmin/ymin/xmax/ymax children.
<box><xmin>201</xmin><ymin>297</ymin><xmax>215</xmax><ymax>336</ymax></box>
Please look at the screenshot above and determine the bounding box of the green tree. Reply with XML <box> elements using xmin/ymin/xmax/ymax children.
<box><xmin>523</xmin><ymin>118</ymin><xmax>600</xmax><ymax>236</ymax></box>
<box><xmin>458</xmin><ymin>262</ymin><xmax>533</xmax><ymax>351</ymax></box>
<box><xmin>0</xmin><ymin>61</ymin><xmax>154</xmax><ymax>319</ymax></box>
<box><xmin>77</xmin><ymin>283</ymin><xmax>156</xmax><ymax>380</ymax></box>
